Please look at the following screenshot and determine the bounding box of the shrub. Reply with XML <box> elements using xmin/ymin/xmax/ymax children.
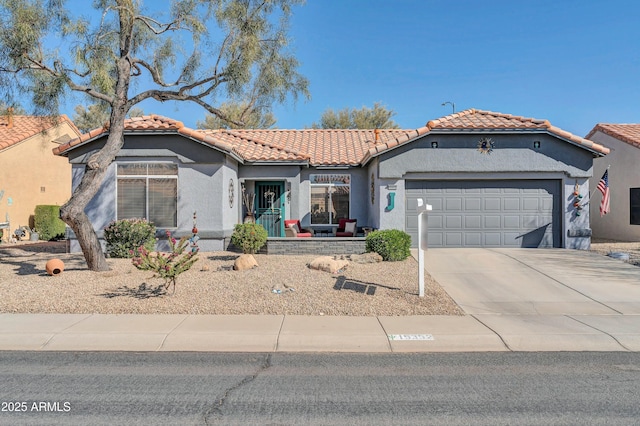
<box><xmin>103</xmin><ymin>218</ymin><xmax>156</xmax><ymax>258</ymax></box>
<box><xmin>365</xmin><ymin>229</ymin><xmax>411</xmax><ymax>261</ymax></box>
<box><xmin>34</xmin><ymin>205</ymin><xmax>66</xmax><ymax>241</ymax></box>
<box><xmin>131</xmin><ymin>231</ymin><xmax>198</xmax><ymax>294</ymax></box>
<box><xmin>230</xmin><ymin>223</ymin><xmax>268</xmax><ymax>254</ymax></box>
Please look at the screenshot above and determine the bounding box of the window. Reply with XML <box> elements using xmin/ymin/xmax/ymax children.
<box><xmin>631</xmin><ymin>188</ymin><xmax>640</xmax><ymax>225</ymax></box>
<box><xmin>117</xmin><ymin>163</ymin><xmax>178</xmax><ymax>228</ymax></box>
<box><xmin>310</xmin><ymin>174</ymin><xmax>350</xmax><ymax>225</ymax></box>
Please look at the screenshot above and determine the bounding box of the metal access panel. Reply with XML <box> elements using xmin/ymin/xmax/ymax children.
<box><xmin>405</xmin><ymin>180</ymin><xmax>561</xmax><ymax>248</ymax></box>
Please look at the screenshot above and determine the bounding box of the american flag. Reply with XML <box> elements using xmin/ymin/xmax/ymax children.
<box><xmin>597</xmin><ymin>170</ymin><xmax>610</xmax><ymax>216</ymax></box>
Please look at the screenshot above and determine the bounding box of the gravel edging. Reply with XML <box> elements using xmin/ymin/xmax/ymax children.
<box><xmin>0</xmin><ymin>250</ymin><xmax>464</xmax><ymax>316</ymax></box>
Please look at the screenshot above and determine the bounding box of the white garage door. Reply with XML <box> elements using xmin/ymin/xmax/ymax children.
<box><xmin>405</xmin><ymin>180</ymin><xmax>561</xmax><ymax>248</ymax></box>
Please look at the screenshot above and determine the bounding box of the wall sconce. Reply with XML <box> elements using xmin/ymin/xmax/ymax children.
<box><xmin>533</xmin><ymin>141</ymin><xmax>541</xmax><ymax>149</ymax></box>
<box><xmin>286</xmin><ymin>181</ymin><xmax>291</xmax><ymax>202</ymax></box>
<box><xmin>431</xmin><ymin>141</ymin><xmax>438</xmax><ymax>148</ymax></box>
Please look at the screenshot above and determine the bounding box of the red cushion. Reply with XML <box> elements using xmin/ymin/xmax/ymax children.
<box><xmin>296</xmin><ymin>232</ymin><xmax>312</xmax><ymax>238</ymax></box>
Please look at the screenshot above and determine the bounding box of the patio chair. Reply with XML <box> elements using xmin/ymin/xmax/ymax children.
<box><xmin>335</xmin><ymin>218</ymin><xmax>357</xmax><ymax>237</ymax></box>
<box><xmin>284</xmin><ymin>219</ymin><xmax>313</xmax><ymax>238</ymax></box>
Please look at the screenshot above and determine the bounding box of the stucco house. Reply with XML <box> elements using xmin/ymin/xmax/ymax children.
<box><xmin>53</xmin><ymin>109</ymin><xmax>608</xmax><ymax>252</ymax></box>
<box><xmin>0</xmin><ymin>114</ymin><xmax>81</xmax><ymax>242</ymax></box>
<box><xmin>586</xmin><ymin>124</ymin><xmax>640</xmax><ymax>241</ymax></box>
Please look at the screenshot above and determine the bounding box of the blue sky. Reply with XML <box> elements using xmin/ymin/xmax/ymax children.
<box><xmin>61</xmin><ymin>0</ymin><xmax>640</xmax><ymax>137</ymax></box>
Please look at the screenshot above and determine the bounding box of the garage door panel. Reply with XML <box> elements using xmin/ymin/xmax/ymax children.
<box><xmin>522</xmin><ymin>198</ymin><xmax>540</xmax><ymax>210</ymax></box>
<box><xmin>445</xmin><ymin>233</ymin><xmax>463</xmax><ymax>245</ymax></box>
<box><xmin>503</xmin><ymin>198</ymin><xmax>520</xmax><ymax>210</ymax></box>
<box><xmin>446</xmin><ymin>216</ymin><xmax>462</xmax><ymax>229</ymax></box>
<box><xmin>446</xmin><ymin>198</ymin><xmax>463</xmax><ymax>210</ymax></box>
<box><xmin>428</xmin><ymin>215</ymin><xmax>443</xmax><ymax>228</ymax></box>
<box><xmin>465</xmin><ymin>198</ymin><xmax>482</xmax><ymax>210</ymax></box>
<box><xmin>505</xmin><ymin>231</ymin><xmax>524</xmax><ymax>243</ymax></box>
<box><xmin>484</xmin><ymin>198</ymin><xmax>501</xmax><ymax>210</ymax></box>
<box><xmin>503</xmin><ymin>215</ymin><xmax>520</xmax><ymax>228</ymax></box>
<box><xmin>484</xmin><ymin>215</ymin><xmax>501</xmax><ymax>228</ymax></box>
<box><xmin>484</xmin><ymin>233</ymin><xmax>502</xmax><ymax>246</ymax></box>
<box><xmin>428</xmin><ymin>199</ymin><xmax>443</xmax><ymax>210</ymax></box>
<box><xmin>428</xmin><ymin>233</ymin><xmax>443</xmax><ymax>246</ymax></box>
<box><xmin>406</xmin><ymin>180</ymin><xmax>560</xmax><ymax>248</ymax></box>
<box><xmin>465</xmin><ymin>233</ymin><xmax>482</xmax><ymax>246</ymax></box>
<box><xmin>465</xmin><ymin>215</ymin><xmax>481</xmax><ymax>228</ymax></box>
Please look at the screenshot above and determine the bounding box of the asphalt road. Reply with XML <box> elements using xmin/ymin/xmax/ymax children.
<box><xmin>1</xmin><ymin>351</ymin><xmax>639</xmax><ymax>425</ymax></box>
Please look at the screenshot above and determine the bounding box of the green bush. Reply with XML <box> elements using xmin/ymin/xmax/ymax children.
<box><xmin>34</xmin><ymin>205</ymin><xmax>66</xmax><ymax>241</ymax></box>
<box><xmin>230</xmin><ymin>223</ymin><xmax>268</xmax><ymax>254</ymax></box>
<box><xmin>365</xmin><ymin>229</ymin><xmax>411</xmax><ymax>261</ymax></box>
<box><xmin>103</xmin><ymin>218</ymin><xmax>157</xmax><ymax>258</ymax></box>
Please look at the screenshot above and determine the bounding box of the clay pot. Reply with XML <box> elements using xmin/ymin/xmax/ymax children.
<box><xmin>45</xmin><ymin>258</ymin><xmax>65</xmax><ymax>276</ymax></box>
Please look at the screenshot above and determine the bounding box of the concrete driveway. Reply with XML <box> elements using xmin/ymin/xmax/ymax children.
<box><xmin>417</xmin><ymin>248</ymin><xmax>640</xmax><ymax>351</ymax></box>
<box><xmin>423</xmin><ymin>248</ymin><xmax>640</xmax><ymax>315</ymax></box>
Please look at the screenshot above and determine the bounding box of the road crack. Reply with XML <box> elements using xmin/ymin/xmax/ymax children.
<box><xmin>203</xmin><ymin>353</ymin><xmax>272</xmax><ymax>425</ymax></box>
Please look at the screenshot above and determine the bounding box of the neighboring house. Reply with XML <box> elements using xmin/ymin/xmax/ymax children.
<box><xmin>53</xmin><ymin>109</ymin><xmax>608</xmax><ymax>252</ymax></box>
<box><xmin>0</xmin><ymin>115</ymin><xmax>81</xmax><ymax>241</ymax></box>
<box><xmin>586</xmin><ymin>124</ymin><xmax>640</xmax><ymax>241</ymax></box>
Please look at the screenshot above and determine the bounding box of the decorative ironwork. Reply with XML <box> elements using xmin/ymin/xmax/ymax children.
<box><xmin>228</xmin><ymin>179</ymin><xmax>234</xmax><ymax>208</ymax></box>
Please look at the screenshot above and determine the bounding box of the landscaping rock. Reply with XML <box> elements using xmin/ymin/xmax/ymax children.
<box><xmin>308</xmin><ymin>256</ymin><xmax>349</xmax><ymax>274</ymax></box>
<box><xmin>348</xmin><ymin>252</ymin><xmax>383</xmax><ymax>264</ymax></box>
<box><xmin>233</xmin><ymin>254</ymin><xmax>258</xmax><ymax>271</ymax></box>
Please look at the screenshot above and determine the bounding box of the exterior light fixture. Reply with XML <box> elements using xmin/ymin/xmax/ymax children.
<box><xmin>534</xmin><ymin>141</ymin><xmax>541</xmax><ymax>148</ymax></box>
<box><xmin>431</xmin><ymin>141</ymin><xmax>438</xmax><ymax>148</ymax></box>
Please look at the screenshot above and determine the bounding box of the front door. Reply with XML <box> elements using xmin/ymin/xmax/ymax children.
<box><xmin>255</xmin><ymin>181</ymin><xmax>285</xmax><ymax>237</ymax></box>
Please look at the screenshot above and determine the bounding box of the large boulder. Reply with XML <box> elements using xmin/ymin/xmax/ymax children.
<box><xmin>308</xmin><ymin>256</ymin><xmax>349</xmax><ymax>274</ymax></box>
<box><xmin>233</xmin><ymin>254</ymin><xmax>258</xmax><ymax>271</ymax></box>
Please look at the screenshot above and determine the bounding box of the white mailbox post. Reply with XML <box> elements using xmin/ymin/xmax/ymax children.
<box><xmin>417</xmin><ymin>199</ymin><xmax>432</xmax><ymax>297</ymax></box>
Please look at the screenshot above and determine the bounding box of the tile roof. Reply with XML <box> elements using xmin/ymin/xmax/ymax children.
<box><xmin>201</xmin><ymin>128</ymin><xmax>413</xmax><ymax>165</ymax></box>
<box><xmin>54</xmin><ymin>110</ymin><xmax>609</xmax><ymax>164</ymax></box>
<box><xmin>0</xmin><ymin>115</ymin><xmax>79</xmax><ymax>152</ymax></box>
<box><xmin>424</xmin><ymin>109</ymin><xmax>609</xmax><ymax>155</ymax></box>
<box><xmin>585</xmin><ymin>123</ymin><xmax>640</xmax><ymax>149</ymax></box>
<box><xmin>54</xmin><ymin>115</ymin><xmax>413</xmax><ymax>165</ymax></box>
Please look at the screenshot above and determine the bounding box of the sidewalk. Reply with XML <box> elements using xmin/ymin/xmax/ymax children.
<box><xmin>0</xmin><ymin>312</ymin><xmax>638</xmax><ymax>352</ymax></box>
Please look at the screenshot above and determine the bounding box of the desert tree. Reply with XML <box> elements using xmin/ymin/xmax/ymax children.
<box><xmin>196</xmin><ymin>100</ymin><xmax>276</xmax><ymax>129</ymax></box>
<box><xmin>0</xmin><ymin>0</ymin><xmax>308</xmax><ymax>270</ymax></box>
<box><xmin>309</xmin><ymin>102</ymin><xmax>399</xmax><ymax>129</ymax></box>
<box><xmin>72</xmin><ymin>103</ymin><xmax>144</xmax><ymax>133</ymax></box>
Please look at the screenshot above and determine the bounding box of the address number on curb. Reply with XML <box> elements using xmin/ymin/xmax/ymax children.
<box><xmin>388</xmin><ymin>334</ymin><xmax>434</xmax><ymax>341</ymax></box>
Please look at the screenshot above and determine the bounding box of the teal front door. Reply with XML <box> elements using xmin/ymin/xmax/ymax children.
<box><xmin>255</xmin><ymin>182</ymin><xmax>285</xmax><ymax>237</ymax></box>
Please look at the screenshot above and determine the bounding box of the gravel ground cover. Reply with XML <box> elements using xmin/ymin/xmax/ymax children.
<box><xmin>2</xmin><ymin>239</ymin><xmax>636</xmax><ymax>316</ymax></box>
<box><xmin>0</xmin><ymin>246</ymin><xmax>463</xmax><ymax>316</ymax></box>
<box><xmin>589</xmin><ymin>239</ymin><xmax>640</xmax><ymax>266</ymax></box>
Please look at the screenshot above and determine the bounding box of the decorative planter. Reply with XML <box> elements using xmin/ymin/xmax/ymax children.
<box><xmin>45</xmin><ymin>258</ymin><xmax>65</xmax><ymax>276</ymax></box>
<box><xmin>29</xmin><ymin>231</ymin><xmax>39</xmax><ymax>241</ymax></box>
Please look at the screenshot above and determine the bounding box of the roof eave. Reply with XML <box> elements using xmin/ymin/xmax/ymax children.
<box><xmin>244</xmin><ymin>160</ymin><xmax>309</xmax><ymax>166</ymax></box>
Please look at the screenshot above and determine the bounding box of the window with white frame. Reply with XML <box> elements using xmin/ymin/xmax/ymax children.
<box><xmin>310</xmin><ymin>174</ymin><xmax>350</xmax><ymax>225</ymax></box>
<box><xmin>116</xmin><ymin>163</ymin><xmax>178</xmax><ymax>228</ymax></box>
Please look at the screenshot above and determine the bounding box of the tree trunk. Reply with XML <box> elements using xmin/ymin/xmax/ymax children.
<box><xmin>60</xmin><ymin>109</ymin><xmax>128</xmax><ymax>272</ymax></box>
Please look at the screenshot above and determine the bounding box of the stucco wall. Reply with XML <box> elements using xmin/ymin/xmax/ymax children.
<box><xmin>0</xmin><ymin>122</ymin><xmax>76</xmax><ymax>238</ymax></box>
<box><xmin>375</xmin><ymin>132</ymin><xmax>597</xmax><ymax>248</ymax></box>
<box><xmin>67</xmin><ymin>134</ymin><xmax>235</xmax><ymax>252</ymax></box>
<box><xmin>589</xmin><ymin>131</ymin><xmax>640</xmax><ymax>241</ymax></box>
<box><xmin>378</xmin><ymin>133</ymin><xmax>594</xmax><ymax>179</ymax></box>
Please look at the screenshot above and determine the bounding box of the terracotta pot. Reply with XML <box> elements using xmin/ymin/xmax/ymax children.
<box><xmin>45</xmin><ymin>258</ymin><xmax>65</xmax><ymax>276</ymax></box>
